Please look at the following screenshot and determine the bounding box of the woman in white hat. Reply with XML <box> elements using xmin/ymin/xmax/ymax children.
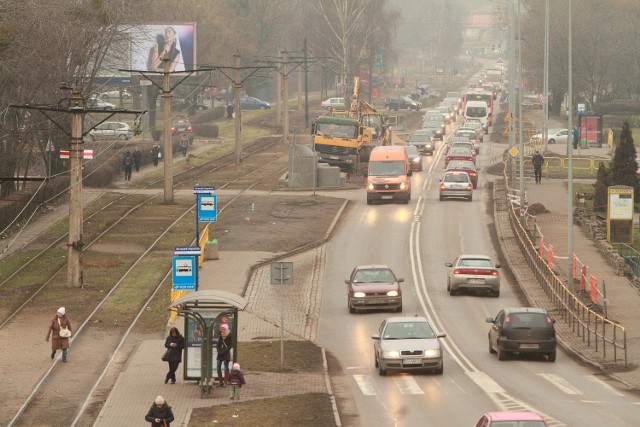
<box><xmin>145</xmin><ymin>395</ymin><xmax>174</xmax><ymax>426</ymax></box>
<box><xmin>45</xmin><ymin>307</ymin><xmax>72</xmax><ymax>362</ymax></box>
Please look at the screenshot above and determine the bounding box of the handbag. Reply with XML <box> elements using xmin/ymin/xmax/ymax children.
<box><xmin>58</xmin><ymin>318</ymin><xmax>72</xmax><ymax>338</ymax></box>
<box><xmin>161</xmin><ymin>349</ymin><xmax>170</xmax><ymax>362</ymax></box>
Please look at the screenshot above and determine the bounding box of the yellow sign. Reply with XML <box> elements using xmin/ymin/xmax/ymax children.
<box><xmin>509</xmin><ymin>147</ymin><xmax>519</xmax><ymax>157</ymax></box>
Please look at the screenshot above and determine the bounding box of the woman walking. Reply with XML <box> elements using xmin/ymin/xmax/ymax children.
<box><xmin>46</xmin><ymin>307</ymin><xmax>72</xmax><ymax>362</ymax></box>
<box><xmin>163</xmin><ymin>327</ymin><xmax>185</xmax><ymax>384</ymax></box>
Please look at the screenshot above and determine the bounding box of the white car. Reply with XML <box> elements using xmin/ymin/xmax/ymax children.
<box><xmin>89</xmin><ymin>98</ymin><xmax>116</xmax><ymax>110</ymax></box>
<box><xmin>88</xmin><ymin>122</ymin><xmax>132</xmax><ymax>141</ymax></box>
<box><xmin>99</xmin><ymin>89</ymin><xmax>131</xmax><ymax>100</ymax></box>
<box><xmin>321</xmin><ymin>97</ymin><xmax>348</xmax><ymax>111</ymax></box>
<box><xmin>531</xmin><ymin>128</ymin><xmax>569</xmax><ymax>145</ymax></box>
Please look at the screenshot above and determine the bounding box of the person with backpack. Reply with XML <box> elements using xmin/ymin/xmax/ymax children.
<box><xmin>151</xmin><ymin>144</ymin><xmax>161</xmax><ymax>167</ymax></box>
<box><xmin>532</xmin><ymin>150</ymin><xmax>544</xmax><ymax>184</ymax></box>
<box><xmin>122</xmin><ymin>151</ymin><xmax>134</xmax><ymax>181</ymax></box>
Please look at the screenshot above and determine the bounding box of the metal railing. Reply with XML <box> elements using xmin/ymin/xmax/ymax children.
<box><xmin>503</xmin><ymin>164</ymin><xmax>627</xmax><ymax>366</ymax></box>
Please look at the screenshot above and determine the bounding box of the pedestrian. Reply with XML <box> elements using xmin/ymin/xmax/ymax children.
<box><xmin>122</xmin><ymin>151</ymin><xmax>134</xmax><ymax>181</ymax></box>
<box><xmin>216</xmin><ymin>323</ymin><xmax>233</xmax><ymax>387</ymax></box>
<box><xmin>163</xmin><ymin>327</ymin><xmax>184</xmax><ymax>384</ymax></box>
<box><xmin>46</xmin><ymin>307</ymin><xmax>72</xmax><ymax>362</ymax></box>
<box><xmin>227</xmin><ymin>362</ymin><xmax>245</xmax><ymax>401</ymax></box>
<box><xmin>151</xmin><ymin>144</ymin><xmax>161</xmax><ymax>167</ymax></box>
<box><xmin>226</xmin><ymin>103</ymin><xmax>234</xmax><ymax>120</ymax></box>
<box><xmin>572</xmin><ymin>126</ymin><xmax>579</xmax><ymax>149</ymax></box>
<box><xmin>132</xmin><ymin>146</ymin><xmax>142</xmax><ymax>172</ymax></box>
<box><xmin>145</xmin><ymin>395</ymin><xmax>174</xmax><ymax>427</ymax></box>
<box><xmin>532</xmin><ymin>150</ymin><xmax>544</xmax><ymax>184</ymax></box>
<box><xmin>179</xmin><ymin>134</ymin><xmax>189</xmax><ymax>157</ymax></box>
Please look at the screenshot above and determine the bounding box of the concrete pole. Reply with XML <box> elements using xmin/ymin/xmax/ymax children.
<box><xmin>304</xmin><ymin>39</ymin><xmax>310</xmax><ymax>132</ymax></box>
<box><xmin>67</xmin><ymin>87</ymin><xmax>84</xmax><ymax>287</ymax></box>
<box><xmin>162</xmin><ymin>55</ymin><xmax>174</xmax><ymax>203</ymax></box>
<box><xmin>567</xmin><ymin>0</ymin><xmax>574</xmax><ymax>286</ymax></box>
<box><xmin>518</xmin><ymin>0</ymin><xmax>525</xmax><ymax>210</ymax></box>
<box><xmin>283</xmin><ymin>50</ymin><xmax>289</xmax><ymax>145</ymax></box>
<box><xmin>543</xmin><ymin>0</ymin><xmax>549</xmax><ymax>152</ymax></box>
<box><xmin>508</xmin><ymin>0</ymin><xmax>516</xmax><ymax>187</ymax></box>
<box><xmin>276</xmin><ymin>50</ymin><xmax>282</xmax><ymax>124</ymax></box>
<box><xmin>234</xmin><ymin>52</ymin><xmax>242</xmax><ymax>166</ymax></box>
<box><xmin>297</xmin><ymin>61</ymin><xmax>303</xmax><ymax>112</ymax></box>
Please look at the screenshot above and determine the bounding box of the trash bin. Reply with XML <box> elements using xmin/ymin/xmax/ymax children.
<box><xmin>204</xmin><ymin>239</ymin><xmax>219</xmax><ymax>260</ymax></box>
<box><xmin>580</xmin><ymin>138</ymin><xmax>589</xmax><ymax>149</ymax></box>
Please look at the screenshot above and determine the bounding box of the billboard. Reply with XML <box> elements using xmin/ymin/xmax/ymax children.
<box><xmin>129</xmin><ymin>24</ymin><xmax>196</xmax><ymax>72</ymax></box>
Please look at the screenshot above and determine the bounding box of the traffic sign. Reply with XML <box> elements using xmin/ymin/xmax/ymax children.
<box><xmin>198</xmin><ymin>194</ymin><xmax>217</xmax><ymax>222</ymax></box>
<box><xmin>509</xmin><ymin>147</ymin><xmax>519</xmax><ymax>158</ymax></box>
<box><xmin>140</xmin><ymin>80</ymin><xmax>152</xmax><ymax>86</ymax></box>
<box><xmin>577</xmin><ymin>103</ymin><xmax>586</xmax><ymax>116</ymax></box>
<box><xmin>193</xmin><ymin>185</ymin><xmax>215</xmax><ymax>194</ymax></box>
<box><xmin>60</xmin><ymin>149</ymin><xmax>94</xmax><ymax>159</ymax></box>
<box><xmin>172</xmin><ymin>256</ymin><xmax>196</xmax><ymax>290</ymax></box>
<box><xmin>271</xmin><ymin>262</ymin><xmax>294</xmax><ymax>285</ymax></box>
<box><xmin>174</xmin><ymin>246</ymin><xmax>201</xmax><ymax>256</ymax></box>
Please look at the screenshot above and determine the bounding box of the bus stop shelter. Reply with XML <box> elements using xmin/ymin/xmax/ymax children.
<box><xmin>169</xmin><ymin>290</ymin><xmax>248</xmax><ymax>397</ymax></box>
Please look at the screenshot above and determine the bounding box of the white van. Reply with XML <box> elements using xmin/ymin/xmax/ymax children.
<box><xmin>464</xmin><ymin>100</ymin><xmax>489</xmax><ymax>130</ymax></box>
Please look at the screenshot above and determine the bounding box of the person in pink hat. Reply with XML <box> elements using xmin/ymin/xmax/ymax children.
<box><xmin>227</xmin><ymin>362</ymin><xmax>246</xmax><ymax>400</ymax></box>
<box><xmin>216</xmin><ymin>322</ymin><xmax>233</xmax><ymax>387</ymax></box>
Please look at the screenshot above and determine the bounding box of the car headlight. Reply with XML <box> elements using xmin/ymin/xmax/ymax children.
<box><xmin>353</xmin><ymin>291</ymin><xmax>366</xmax><ymax>298</ymax></box>
<box><xmin>367</xmin><ymin>183</ymin><xmax>374</xmax><ymax>190</ymax></box>
<box><xmin>387</xmin><ymin>290</ymin><xmax>399</xmax><ymax>296</ymax></box>
<box><xmin>399</xmin><ymin>182</ymin><xmax>407</xmax><ymax>190</ymax></box>
<box><xmin>423</xmin><ymin>349</ymin><xmax>441</xmax><ymax>358</ymax></box>
<box><xmin>382</xmin><ymin>350</ymin><xmax>400</xmax><ymax>358</ymax></box>
<box><xmin>412</xmin><ymin>157</ymin><xmax>420</xmax><ymax>163</ymax></box>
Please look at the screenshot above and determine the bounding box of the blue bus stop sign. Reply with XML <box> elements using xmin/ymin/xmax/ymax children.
<box><xmin>172</xmin><ymin>256</ymin><xmax>196</xmax><ymax>290</ymax></box>
<box><xmin>198</xmin><ymin>194</ymin><xmax>217</xmax><ymax>222</ymax></box>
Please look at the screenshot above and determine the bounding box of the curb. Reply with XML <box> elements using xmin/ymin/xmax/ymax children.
<box><xmin>322</xmin><ymin>348</ymin><xmax>342</xmax><ymax>427</ymax></box>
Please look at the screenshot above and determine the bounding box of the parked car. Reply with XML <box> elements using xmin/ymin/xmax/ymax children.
<box><xmin>99</xmin><ymin>89</ymin><xmax>131</xmax><ymax>100</ymax></box>
<box><xmin>240</xmin><ymin>96</ymin><xmax>271</xmax><ymax>110</ymax></box>
<box><xmin>88</xmin><ymin>98</ymin><xmax>116</xmax><ymax>110</ymax></box>
<box><xmin>404</xmin><ymin>145</ymin><xmax>423</xmax><ymax>171</ymax></box>
<box><xmin>345</xmin><ymin>265</ymin><xmax>403</xmax><ymax>313</ymax></box>
<box><xmin>473</xmin><ymin>411</ymin><xmax>549</xmax><ymax>427</ymax></box>
<box><xmin>384</xmin><ymin>95</ymin><xmax>421</xmax><ymax>111</ymax></box>
<box><xmin>88</xmin><ymin>121</ymin><xmax>132</xmax><ymax>141</ymax></box>
<box><xmin>438</xmin><ymin>170</ymin><xmax>473</xmax><ymax>201</ymax></box>
<box><xmin>408</xmin><ymin>130</ymin><xmax>435</xmax><ymax>155</ymax></box>
<box><xmin>446</xmin><ymin>160</ymin><xmax>479</xmax><ymax>188</ymax></box>
<box><xmin>321</xmin><ymin>97</ymin><xmax>348</xmax><ymax>112</ymax></box>
<box><xmin>486</xmin><ymin>307</ymin><xmax>557</xmax><ymax>361</ymax></box>
<box><xmin>445</xmin><ymin>254</ymin><xmax>501</xmax><ymax>296</ymax></box>
<box><xmin>531</xmin><ymin>128</ymin><xmax>569</xmax><ymax>145</ymax></box>
<box><xmin>372</xmin><ymin>316</ymin><xmax>445</xmax><ymax>376</ymax></box>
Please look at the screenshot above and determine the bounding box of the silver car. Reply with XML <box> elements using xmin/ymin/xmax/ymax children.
<box><xmin>446</xmin><ymin>254</ymin><xmax>501</xmax><ymax>297</ymax></box>
<box><xmin>89</xmin><ymin>121</ymin><xmax>132</xmax><ymax>141</ymax></box>
<box><xmin>372</xmin><ymin>316</ymin><xmax>445</xmax><ymax>375</ymax></box>
<box><xmin>438</xmin><ymin>171</ymin><xmax>473</xmax><ymax>201</ymax></box>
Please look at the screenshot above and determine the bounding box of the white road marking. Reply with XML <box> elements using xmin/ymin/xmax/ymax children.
<box><xmin>466</xmin><ymin>371</ymin><xmax>505</xmax><ymax>393</ymax></box>
<box><xmin>353</xmin><ymin>374</ymin><xmax>377</xmax><ymax>396</ymax></box>
<box><xmin>538</xmin><ymin>373</ymin><xmax>582</xmax><ymax>395</ymax></box>
<box><xmin>392</xmin><ymin>376</ymin><xmax>425</xmax><ymax>395</ymax></box>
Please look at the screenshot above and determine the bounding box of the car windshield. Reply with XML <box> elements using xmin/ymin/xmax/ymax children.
<box><xmin>409</xmin><ymin>134</ymin><xmax>430</xmax><ymax>142</ymax></box>
<box><xmin>316</xmin><ymin>122</ymin><xmax>358</xmax><ymax>139</ymax></box>
<box><xmin>353</xmin><ymin>268</ymin><xmax>396</xmax><ymax>283</ymax></box>
<box><xmin>489</xmin><ymin>422</ymin><xmax>547</xmax><ymax>427</ymax></box>
<box><xmin>448</xmin><ymin>161</ymin><xmax>475</xmax><ymax>170</ymax></box>
<box><xmin>458</xmin><ymin>258</ymin><xmax>492</xmax><ymax>268</ymax></box>
<box><xmin>405</xmin><ymin>146</ymin><xmax>419</xmax><ymax>155</ymax></box>
<box><xmin>507</xmin><ymin>313</ymin><xmax>551</xmax><ymax>328</ymax></box>
<box><xmin>369</xmin><ymin>160</ymin><xmax>406</xmax><ymax>176</ymax></box>
<box><xmin>466</xmin><ymin>107</ymin><xmax>487</xmax><ymax>117</ymax></box>
<box><xmin>458</xmin><ymin>131</ymin><xmax>475</xmax><ymax>138</ymax></box>
<box><xmin>444</xmin><ymin>173</ymin><xmax>470</xmax><ymax>183</ymax></box>
<box><xmin>383</xmin><ymin>322</ymin><xmax>435</xmax><ymax>340</ymax></box>
<box><xmin>449</xmin><ymin>148</ymin><xmax>472</xmax><ymax>155</ymax></box>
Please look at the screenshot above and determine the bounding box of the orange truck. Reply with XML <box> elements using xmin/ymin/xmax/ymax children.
<box><xmin>366</xmin><ymin>146</ymin><xmax>412</xmax><ymax>205</ymax></box>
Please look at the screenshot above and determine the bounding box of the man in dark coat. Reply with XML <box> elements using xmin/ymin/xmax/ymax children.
<box><xmin>532</xmin><ymin>150</ymin><xmax>545</xmax><ymax>184</ymax></box>
<box><xmin>122</xmin><ymin>151</ymin><xmax>134</xmax><ymax>181</ymax></box>
<box><xmin>151</xmin><ymin>144</ymin><xmax>161</xmax><ymax>167</ymax></box>
<box><xmin>145</xmin><ymin>395</ymin><xmax>174</xmax><ymax>427</ymax></box>
<box><xmin>163</xmin><ymin>327</ymin><xmax>185</xmax><ymax>384</ymax></box>
<box><xmin>132</xmin><ymin>146</ymin><xmax>142</xmax><ymax>172</ymax></box>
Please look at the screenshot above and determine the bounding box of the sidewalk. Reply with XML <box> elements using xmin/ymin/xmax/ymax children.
<box><xmin>493</xmin><ymin>164</ymin><xmax>640</xmax><ymax>390</ymax></box>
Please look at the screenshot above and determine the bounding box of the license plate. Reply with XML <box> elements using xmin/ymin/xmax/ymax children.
<box><xmin>468</xmin><ymin>278</ymin><xmax>485</xmax><ymax>284</ymax></box>
<box><xmin>328</xmin><ymin>156</ymin><xmax>339</xmax><ymax>160</ymax></box>
<box><xmin>381</xmin><ymin>195</ymin><xmax>393</xmax><ymax>199</ymax></box>
<box><xmin>451</xmin><ymin>184</ymin><xmax>463</xmax><ymax>189</ymax></box>
<box><xmin>403</xmin><ymin>358</ymin><xmax>422</xmax><ymax>365</ymax></box>
<box><xmin>520</xmin><ymin>343</ymin><xmax>539</xmax><ymax>349</ymax></box>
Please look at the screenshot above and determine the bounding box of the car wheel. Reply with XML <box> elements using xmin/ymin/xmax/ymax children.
<box><xmin>101</xmin><ymin>94</ymin><xmax>108</xmax><ymax>100</ymax></box>
<box><xmin>468</xmin><ymin>195</ymin><xmax>473</xmax><ymax>201</ymax></box>
<box><xmin>489</xmin><ymin>336</ymin><xmax>496</xmax><ymax>354</ymax></box>
<box><xmin>348</xmin><ymin>300</ymin><xmax>355</xmax><ymax>314</ymax></box>
<box><xmin>439</xmin><ymin>194</ymin><xmax>444</xmax><ymax>201</ymax></box>
<box><xmin>492</xmin><ymin>290</ymin><xmax>500</xmax><ymax>297</ymax></box>
<box><xmin>473</xmin><ymin>183</ymin><xmax>478</xmax><ymax>189</ymax></box>
<box><xmin>548</xmin><ymin>351</ymin><xmax>556</xmax><ymax>362</ymax></box>
<box><xmin>385</xmin><ymin>105</ymin><xmax>391</xmax><ymax>111</ymax></box>
<box><xmin>375</xmin><ymin>353</ymin><xmax>379</xmax><ymax>368</ymax></box>
<box><xmin>325</xmin><ymin>106</ymin><xmax>332</xmax><ymax>111</ymax></box>
<box><xmin>497</xmin><ymin>346</ymin><xmax>508</xmax><ymax>361</ymax></box>
<box><xmin>378</xmin><ymin>362</ymin><xmax>387</xmax><ymax>376</ymax></box>
<box><xmin>434</xmin><ymin>365</ymin><xmax>443</xmax><ymax>375</ymax></box>
<box><xmin>395</xmin><ymin>303</ymin><xmax>402</xmax><ymax>312</ymax></box>
<box><xmin>260</xmin><ymin>106</ymin><xmax>266</xmax><ymax>110</ymax></box>
<box><xmin>549</xmin><ymin>138</ymin><xmax>556</xmax><ymax>144</ymax></box>
<box><xmin>449</xmin><ymin>288</ymin><xmax>457</xmax><ymax>296</ymax></box>
<box><xmin>120</xmin><ymin>134</ymin><xmax>129</xmax><ymax>140</ymax></box>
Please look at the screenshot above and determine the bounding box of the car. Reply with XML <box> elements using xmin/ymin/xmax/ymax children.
<box><xmin>445</xmin><ymin>147</ymin><xmax>475</xmax><ymax>166</ymax></box>
<box><xmin>448</xmin><ymin>141</ymin><xmax>476</xmax><ymax>157</ymax></box>
<box><xmin>408</xmin><ymin>130</ymin><xmax>435</xmax><ymax>155</ymax></box>
<box><xmin>371</xmin><ymin>316</ymin><xmax>445</xmax><ymax>376</ymax></box>
<box><xmin>531</xmin><ymin>128</ymin><xmax>569</xmax><ymax>145</ymax></box>
<box><xmin>98</xmin><ymin>89</ymin><xmax>131</xmax><ymax>100</ymax></box>
<box><xmin>321</xmin><ymin>97</ymin><xmax>348</xmax><ymax>112</ymax></box>
<box><xmin>171</xmin><ymin>119</ymin><xmax>194</xmax><ymax>143</ymax></box>
<box><xmin>404</xmin><ymin>145</ymin><xmax>423</xmax><ymax>171</ymax></box>
<box><xmin>456</xmin><ymin>128</ymin><xmax>481</xmax><ymax>151</ymax></box>
<box><xmin>442</xmin><ymin>97</ymin><xmax>460</xmax><ymax>116</ymax></box>
<box><xmin>345</xmin><ymin>265</ymin><xmax>403</xmax><ymax>313</ymax></box>
<box><xmin>445</xmin><ymin>254</ymin><xmax>501</xmax><ymax>296</ymax></box>
<box><xmin>458</xmin><ymin>126</ymin><xmax>483</xmax><ymax>143</ymax></box>
<box><xmin>463</xmin><ymin>118</ymin><xmax>486</xmax><ymax>138</ymax></box>
<box><xmin>434</xmin><ymin>105</ymin><xmax>453</xmax><ymax>124</ymax></box>
<box><xmin>384</xmin><ymin>95</ymin><xmax>421</xmax><ymax>111</ymax></box>
<box><xmin>240</xmin><ymin>96</ymin><xmax>271</xmax><ymax>110</ymax></box>
<box><xmin>88</xmin><ymin>121</ymin><xmax>132</xmax><ymax>141</ymax></box>
<box><xmin>486</xmin><ymin>307</ymin><xmax>557</xmax><ymax>361</ymax></box>
<box><xmin>446</xmin><ymin>160</ymin><xmax>479</xmax><ymax>188</ymax></box>
<box><xmin>474</xmin><ymin>411</ymin><xmax>549</xmax><ymax>427</ymax></box>
<box><xmin>88</xmin><ymin>98</ymin><xmax>116</xmax><ymax>110</ymax></box>
<box><xmin>438</xmin><ymin>170</ymin><xmax>473</xmax><ymax>201</ymax></box>
<box><xmin>421</xmin><ymin>122</ymin><xmax>444</xmax><ymax>140</ymax></box>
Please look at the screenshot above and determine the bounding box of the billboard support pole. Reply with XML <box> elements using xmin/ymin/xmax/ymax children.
<box><xmin>162</xmin><ymin>55</ymin><xmax>174</xmax><ymax>203</ymax></box>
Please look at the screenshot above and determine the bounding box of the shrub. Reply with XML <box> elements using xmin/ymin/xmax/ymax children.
<box><xmin>193</xmin><ymin>123</ymin><xmax>219</xmax><ymax>138</ymax></box>
<box><xmin>191</xmin><ymin>106</ymin><xmax>225</xmax><ymax>124</ymax></box>
<box><xmin>152</xmin><ymin>130</ymin><xmax>162</xmax><ymax>141</ymax></box>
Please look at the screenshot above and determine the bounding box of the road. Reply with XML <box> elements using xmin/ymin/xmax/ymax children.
<box><xmin>315</xmin><ymin>118</ymin><xmax>640</xmax><ymax>426</ymax></box>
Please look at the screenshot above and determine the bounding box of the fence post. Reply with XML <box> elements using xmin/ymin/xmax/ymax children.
<box><xmin>590</xmin><ymin>275</ymin><xmax>598</xmax><ymax>304</ymax></box>
<box><xmin>548</xmin><ymin>244</ymin><xmax>554</xmax><ymax>270</ymax></box>
<box><xmin>539</xmin><ymin>235</ymin><xmax>544</xmax><ymax>258</ymax></box>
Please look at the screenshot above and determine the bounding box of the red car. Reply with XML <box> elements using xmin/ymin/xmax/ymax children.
<box><xmin>345</xmin><ymin>265</ymin><xmax>403</xmax><ymax>313</ymax></box>
<box><xmin>445</xmin><ymin>147</ymin><xmax>475</xmax><ymax>166</ymax></box>
<box><xmin>446</xmin><ymin>160</ymin><xmax>479</xmax><ymax>188</ymax></box>
<box><xmin>474</xmin><ymin>411</ymin><xmax>549</xmax><ymax>427</ymax></box>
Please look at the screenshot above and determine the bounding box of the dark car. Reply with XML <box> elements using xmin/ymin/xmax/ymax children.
<box><xmin>486</xmin><ymin>307</ymin><xmax>557</xmax><ymax>362</ymax></box>
<box><xmin>408</xmin><ymin>131</ymin><xmax>435</xmax><ymax>155</ymax></box>
<box><xmin>384</xmin><ymin>95</ymin><xmax>421</xmax><ymax>111</ymax></box>
<box><xmin>171</xmin><ymin>119</ymin><xmax>194</xmax><ymax>143</ymax></box>
<box><xmin>446</xmin><ymin>160</ymin><xmax>479</xmax><ymax>188</ymax></box>
<box><xmin>404</xmin><ymin>145</ymin><xmax>423</xmax><ymax>171</ymax></box>
<box><xmin>345</xmin><ymin>265</ymin><xmax>403</xmax><ymax>313</ymax></box>
<box><xmin>240</xmin><ymin>96</ymin><xmax>271</xmax><ymax>110</ymax></box>
<box><xmin>421</xmin><ymin>122</ymin><xmax>444</xmax><ymax>140</ymax></box>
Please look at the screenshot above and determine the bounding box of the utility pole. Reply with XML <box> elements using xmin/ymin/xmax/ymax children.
<box><xmin>276</xmin><ymin>50</ymin><xmax>282</xmax><ymax>124</ymax></box>
<box><xmin>283</xmin><ymin>50</ymin><xmax>289</xmax><ymax>145</ymax></box>
<box><xmin>567</xmin><ymin>0</ymin><xmax>574</xmax><ymax>287</ymax></box>
<box><xmin>11</xmin><ymin>84</ymin><xmax>145</xmax><ymax>287</ymax></box>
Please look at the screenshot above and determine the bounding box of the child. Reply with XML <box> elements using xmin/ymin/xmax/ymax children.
<box><xmin>227</xmin><ymin>362</ymin><xmax>245</xmax><ymax>400</ymax></box>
